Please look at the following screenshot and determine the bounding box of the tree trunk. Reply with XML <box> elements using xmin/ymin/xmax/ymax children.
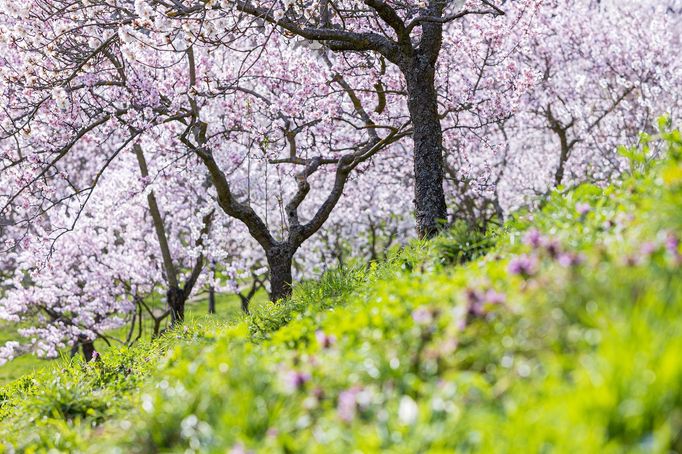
<box><xmin>81</xmin><ymin>340</ymin><xmax>96</xmax><ymax>362</ymax></box>
<box><xmin>208</xmin><ymin>260</ymin><xmax>216</xmax><ymax>314</ymax></box>
<box><xmin>208</xmin><ymin>285</ymin><xmax>216</xmax><ymax>314</ymax></box>
<box><xmin>239</xmin><ymin>294</ymin><xmax>250</xmax><ymax>315</ymax></box>
<box><xmin>71</xmin><ymin>335</ymin><xmax>96</xmax><ymax>361</ymax></box>
<box><xmin>167</xmin><ymin>286</ymin><xmax>185</xmax><ymax>325</ymax></box>
<box><xmin>404</xmin><ymin>60</ymin><xmax>448</xmax><ymax>238</ymax></box>
<box><xmin>554</xmin><ymin>127</ymin><xmax>570</xmax><ymax>187</ymax></box>
<box><xmin>267</xmin><ymin>246</ymin><xmax>293</xmax><ymax>302</ymax></box>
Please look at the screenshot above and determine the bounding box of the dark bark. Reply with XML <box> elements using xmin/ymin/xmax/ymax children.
<box><xmin>152</xmin><ymin>316</ymin><xmax>165</xmax><ymax>338</ymax></box>
<box><xmin>238</xmin><ymin>294</ymin><xmax>249</xmax><ymax>314</ymax></box>
<box><xmin>554</xmin><ymin>127</ymin><xmax>570</xmax><ymax>187</ymax></box>
<box><xmin>208</xmin><ymin>261</ymin><xmax>217</xmax><ymax>314</ymax></box>
<box><xmin>545</xmin><ymin>107</ymin><xmax>576</xmax><ymax>189</ymax></box>
<box><xmin>70</xmin><ymin>335</ymin><xmax>97</xmax><ymax>362</ymax></box>
<box><xmin>125</xmin><ymin>302</ymin><xmax>143</xmax><ymax>346</ymax></box>
<box><xmin>237</xmin><ymin>273</ymin><xmax>264</xmax><ymax>315</ymax></box>
<box><xmin>137</xmin><ymin>297</ymin><xmax>171</xmax><ymax>338</ymax></box>
<box><xmin>404</xmin><ymin>59</ymin><xmax>448</xmax><ymax>238</ymax></box>
<box><xmin>81</xmin><ymin>341</ymin><xmax>96</xmax><ymax>362</ymax></box>
<box><xmin>208</xmin><ymin>285</ymin><xmax>216</xmax><ymax>314</ymax></box>
<box><xmin>267</xmin><ymin>245</ymin><xmax>294</xmax><ymax>302</ymax></box>
<box><xmin>167</xmin><ymin>286</ymin><xmax>186</xmax><ymax>325</ymax></box>
<box><xmin>134</xmin><ymin>145</ymin><xmax>179</xmax><ymax>290</ymax></box>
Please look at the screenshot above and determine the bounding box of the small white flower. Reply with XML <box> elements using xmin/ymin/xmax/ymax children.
<box><xmin>51</xmin><ymin>87</ymin><xmax>69</xmax><ymax>109</ymax></box>
<box><xmin>398</xmin><ymin>395</ymin><xmax>418</xmax><ymax>425</ymax></box>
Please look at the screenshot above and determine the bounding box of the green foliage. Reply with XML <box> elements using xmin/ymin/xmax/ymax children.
<box><xmin>1</xmin><ymin>127</ymin><xmax>682</xmax><ymax>452</ymax></box>
<box><xmin>248</xmin><ymin>263</ymin><xmax>368</xmax><ymax>341</ymax></box>
<box><xmin>433</xmin><ymin>220</ymin><xmax>498</xmax><ymax>266</ymax></box>
<box><xmin>0</xmin><ymin>335</ymin><xmax>175</xmax><ymax>451</ymax></box>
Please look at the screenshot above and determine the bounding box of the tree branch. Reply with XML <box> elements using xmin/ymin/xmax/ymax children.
<box><xmin>134</xmin><ymin>144</ymin><xmax>179</xmax><ymax>289</ymax></box>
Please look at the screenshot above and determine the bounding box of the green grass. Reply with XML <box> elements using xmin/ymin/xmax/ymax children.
<box><xmin>0</xmin><ymin>351</ymin><xmax>49</xmax><ymax>384</ymax></box>
<box><xmin>0</xmin><ymin>323</ymin><xmax>42</xmax><ymax>384</ymax></box>
<box><xmin>0</xmin><ymin>127</ymin><xmax>680</xmax><ymax>452</ymax></box>
<box><xmin>0</xmin><ymin>291</ymin><xmax>268</xmax><ymax>385</ymax></box>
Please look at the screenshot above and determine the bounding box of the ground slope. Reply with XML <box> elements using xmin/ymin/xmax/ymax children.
<box><xmin>0</xmin><ymin>128</ymin><xmax>681</xmax><ymax>453</ymax></box>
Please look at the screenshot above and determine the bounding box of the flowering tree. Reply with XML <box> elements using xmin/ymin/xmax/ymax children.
<box><xmin>0</xmin><ymin>143</ymin><xmax>231</xmax><ymax>360</ymax></box>
<box><xmin>439</xmin><ymin>0</ymin><xmax>681</xmax><ymax>221</ymax></box>
<box><xmin>132</xmin><ymin>143</ymin><xmax>215</xmax><ymax>324</ymax></box>
<box><xmin>154</xmin><ymin>0</ymin><xmax>541</xmax><ymax>237</ymax></box>
<box><xmin>0</xmin><ymin>0</ymin><xmax>676</xmax><ymax>366</ymax></box>
<box><xmin>0</xmin><ymin>0</ymin><xmax>542</xmax><ymax>304</ymax></box>
<box><xmin>519</xmin><ymin>0</ymin><xmax>681</xmax><ymax>190</ymax></box>
<box><xmin>0</xmin><ymin>0</ymin><xmax>417</xmax><ymax>304</ymax></box>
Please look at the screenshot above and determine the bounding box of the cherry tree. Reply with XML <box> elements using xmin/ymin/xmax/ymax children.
<box><xmin>0</xmin><ymin>0</ymin><xmax>676</xmax><ymax>364</ymax></box>
<box><xmin>520</xmin><ymin>0</ymin><xmax>680</xmax><ymax>190</ymax></box>
<box><xmin>442</xmin><ymin>0</ymin><xmax>682</xmax><ymax>220</ymax></box>
<box><xmin>151</xmin><ymin>0</ymin><xmax>541</xmax><ymax>237</ymax></box>
<box><xmin>0</xmin><ymin>141</ymin><xmax>232</xmax><ymax>360</ymax></box>
<box><xmin>0</xmin><ymin>0</ymin><xmax>415</xmax><ymax>303</ymax></box>
<box><xmin>296</xmin><ymin>152</ymin><xmax>415</xmax><ymax>272</ymax></box>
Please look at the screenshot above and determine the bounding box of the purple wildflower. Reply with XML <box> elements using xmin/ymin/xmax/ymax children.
<box><xmin>523</xmin><ymin>228</ymin><xmax>543</xmax><ymax>249</ymax></box>
<box><xmin>312</xmin><ymin>387</ymin><xmax>325</xmax><ymax>401</ymax></box>
<box><xmin>665</xmin><ymin>232</ymin><xmax>681</xmax><ymax>264</ymax></box>
<box><xmin>465</xmin><ymin>288</ymin><xmax>506</xmax><ymax>319</ymax></box>
<box><xmin>315</xmin><ymin>330</ymin><xmax>336</xmax><ymax>349</ymax></box>
<box><xmin>283</xmin><ymin>370</ymin><xmax>310</xmax><ymax>392</ymax></box>
<box><xmin>544</xmin><ymin>239</ymin><xmax>562</xmax><ymax>258</ymax></box>
<box><xmin>558</xmin><ymin>252</ymin><xmax>584</xmax><ymax>267</ymax></box>
<box><xmin>465</xmin><ymin>288</ymin><xmax>484</xmax><ymax>305</ymax></box>
<box><xmin>576</xmin><ymin>202</ymin><xmax>591</xmax><ymax>216</ymax></box>
<box><xmin>465</xmin><ymin>288</ymin><xmax>485</xmax><ymax>317</ymax></box>
<box><xmin>639</xmin><ymin>241</ymin><xmax>657</xmax><ymax>257</ymax></box>
<box><xmin>484</xmin><ymin>289</ymin><xmax>507</xmax><ymax>305</ymax></box>
<box><xmin>508</xmin><ymin>254</ymin><xmax>538</xmax><ymax>278</ymax></box>
<box><xmin>412</xmin><ymin>306</ymin><xmax>433</xmax><ymax>325</ymax></box>
<box><xmin>337</xmin><ymin>388</ymin><xmax>361</xmax><ymax>422</ymax></box>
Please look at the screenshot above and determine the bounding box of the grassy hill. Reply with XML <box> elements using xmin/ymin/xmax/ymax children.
<box><xmin>0</xmin><ymin>127</ymin><xmax>681</xmax><ymax>452</ymax></box>
<box><xmin>0</xmin><ymin>292</ymin><xmax>269</xmax><ymax>385</ymax></box>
